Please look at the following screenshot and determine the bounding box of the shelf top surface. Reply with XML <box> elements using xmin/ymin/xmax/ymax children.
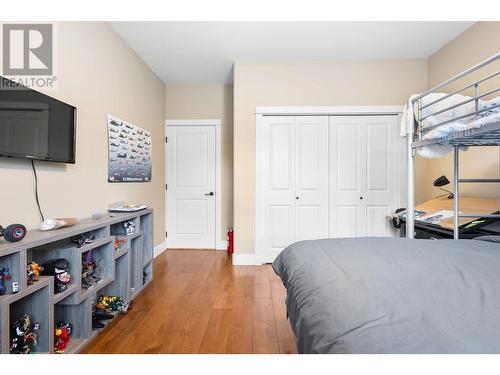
<box><xmin>0</xmin><ymin>209</ymin><xmax>152</xmax><ymax>255</ymax></box>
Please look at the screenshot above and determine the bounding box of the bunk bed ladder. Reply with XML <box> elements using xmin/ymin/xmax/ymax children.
<box><xmin>452</xmin><ymin>146</ymin><xmax>500</xmax><ymax>239</ymax></box>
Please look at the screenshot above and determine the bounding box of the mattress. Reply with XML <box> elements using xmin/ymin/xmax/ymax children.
<box><xmin>273</xmin><ymin>237</ymin><xmax>500</xmax><ymax>353</ymax></box>
<box><xmin>401</xmin><ymin>93</ymin><xmax>500</xmax><ymax>158</ymax></box>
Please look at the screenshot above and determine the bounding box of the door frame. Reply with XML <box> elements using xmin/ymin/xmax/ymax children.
<box><xmin>255</xmin><ymin>106</ymin><xmax>404</xmax><ymax>264</ymax></box>
<box><xmin>165</xmin><ymin>119</ymin><xmax>225</xmax><ymax>250</ymax></box>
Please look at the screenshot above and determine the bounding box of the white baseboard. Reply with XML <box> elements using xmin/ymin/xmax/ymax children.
<box><xmin>232</xmin><ymin>253</ymin><xmax>261</xmax><ymax>265</ymax></box>
<box><xmin>216</xmin><ymin>240</ymin><xmax>228</xmax><ymax>250</ymax></box>
<box><xmin>154</xmin><ymin>240</ymin><xmax>168</xmax><ymax>258</ymax></box>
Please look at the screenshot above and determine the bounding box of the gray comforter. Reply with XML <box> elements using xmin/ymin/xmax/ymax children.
<box><xmin>272</xmin><ymin>237</ymin><xmax>500</xmax><ymax>354</ymax></box>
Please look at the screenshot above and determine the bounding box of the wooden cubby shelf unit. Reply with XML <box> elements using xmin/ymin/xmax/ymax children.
<box><xmin>0</xmin><ymin>209</ymin><xmax>153</xmax><ymax>354</ymax></box>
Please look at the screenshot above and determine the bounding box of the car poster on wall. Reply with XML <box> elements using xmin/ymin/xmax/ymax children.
<box><xmin>107</xmin><ymin>114</ymin><xmax>152</xmax><ymax>182</ymax></box>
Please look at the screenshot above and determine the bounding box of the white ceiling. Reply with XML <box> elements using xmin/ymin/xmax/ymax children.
<box><xmin>110</xmin><ymin>22</ymin><xmax>475</xmax><ymax>85</ymax></box>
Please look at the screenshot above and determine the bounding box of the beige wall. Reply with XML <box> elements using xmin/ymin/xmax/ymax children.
<box><xmin>419</xmin><ymin>22</ymin><xmax>500</xmax><ymax>202</ymax></box>
<box><xmin>0</xmin><ymin>22</ymin><xmax>166</xmax><ymax>246</ymax></box>
<box><xmin>233</xmin><ymin>60</ymin><xmax>428</xmax><ymax>254</ymax></box>
<box><xmin>165</xmin><ymin>84</ymin><xmax>234</xmax><ymax>238</ymax></box>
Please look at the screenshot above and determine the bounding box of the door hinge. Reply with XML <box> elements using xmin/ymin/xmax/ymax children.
<box><xmin>165</xmin><ymin>231</ymin><xmax>168</xmax><ymax>238</ymax></box>
<box><xmin>165</xmin><ymin>136</ymin><xmax>168</xmax><ymax>143</ymax></box>
<box><xmin>165</xmin><ymin>184</ymin><xmax>167</xmax><ymax>190</ymax></box>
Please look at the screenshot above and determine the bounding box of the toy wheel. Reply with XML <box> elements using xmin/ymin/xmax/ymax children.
<box><xmin>3</xmin><ymin>224</ymin><xmax>27</xmax><ymax>242</ymax></box>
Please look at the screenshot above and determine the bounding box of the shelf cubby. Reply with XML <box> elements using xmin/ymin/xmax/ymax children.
<box><xmin>140</xmin><ymin>212</ymin><xmax>153</xmax><ymax>266</ymax></box>
<box><xmin>103</xmin><ymin>251</ymin><xmax>131</xmax><ymax>303</ymax></box>
<box><xmin>88</xmin><ymin>293</ymin><xmax>120</xmax><ymax>337</ymax></box>
<box><xmin>54</xmin><ymin>297</ymin><xmax>92</xmax><ymax>354</ymax></box>
<box><xmin>72</xmin><ymin>226</ymin><xmax>110</xmax><ymax>243</ymax></box>
<box><xmin>1</xmin><ymin>277</ymin><xmax>53</xmax><ymax>354</ymax></box>
<box><xmin>129</xmin><ymin>236</ymin><xmax>143</xmax><ymax>299</ymax></box>
<box><xmin>110</xmin><ymin>217</ymin><xmax>140</xmax><ymax>237</ymax></box>
<box><xmin>0</xmin><ymin>249</ymin><xmax>24</xmax><ymax>300</ymax></box>
<box><xmin>78</xmin><ymin>240</ymin><xmax>115</xmax><ymax>303</ymax></box>
<box><xmin>27</xmin><ymin>241</ymin><xmax>80</xmax><ymax>297</ymax></box>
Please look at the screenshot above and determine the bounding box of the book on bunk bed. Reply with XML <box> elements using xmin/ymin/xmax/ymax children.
<box><xmin>416</xmin><ymin>210</ymin><xmax>455</xmax><ymax>225</ymax></box>
<box><xmin>399</xmin><ymin>210</ymin><xmax>426</xmax><ymax>220</ymax></box>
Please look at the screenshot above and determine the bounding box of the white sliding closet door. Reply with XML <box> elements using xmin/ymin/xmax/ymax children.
<box><xmin>295</xmin><ymin>117</ymin><xmax>329</xmax><ymax>241</ymax></box>
<box><xmin>258</xmin><ymin>116</ymin><xmax>329</xmax><ymax>263</ymax></box>
<box><xmin>329</xmin><ymin>116</ymin><xmax>398</xmax><ymax>238</ymax></box>
<box><xmin>262</xmin><ymin>116</ymin><xmax>296</xmax><ymax>261</ymax></box>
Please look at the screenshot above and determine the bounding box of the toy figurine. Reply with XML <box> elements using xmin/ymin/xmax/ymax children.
<box><xmin>123</xmin><ymin>220</ymin><xmax>135</xmax><ymax>235</ymax></box>
<box><xmin>42</xmin><ymin>259</ymin><xmax>72</xmax><ymax>294</ymax></box>
<box><xmin>81</xmin><ymin>249</ymin><xmax>101</xmax><ymax>289</ymax></box>
<box><xmin>0</xmin><ymin>267</ymin><xmax>12</xmax><ymax>295</ymax></box>
<box><xmin>54</xmin><ymin>321</ymin><xmax>72</xmax><ymax>353</ymax></box>
<box><xmin>10</xmin><ymin>314</ymin><xmax>40</xmax><ymax>354</ymax></box>
<box><xmin>27</xmin><ymin>262</ymin><xmax>43</xmax><ymax>285</ymax></box>
<box><xmin>114</xmin><ymin>238</ymin><xmax>127</xmax><ymax>251</ymax></box>
<box><xmin>71</xmin><ymin>234</ymin><xmax>95</xmax><ymax>248</ymax></box>
<box><xmin>97</xmin><ymin>294</ymin><xmax>129</xmax><ymax>313</ymax></box>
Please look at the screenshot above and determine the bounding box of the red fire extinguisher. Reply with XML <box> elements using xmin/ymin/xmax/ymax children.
<box><xmin>227</xmin><ymin>226</ymin><xmax>234</xmax><ymax>254</ymax></box>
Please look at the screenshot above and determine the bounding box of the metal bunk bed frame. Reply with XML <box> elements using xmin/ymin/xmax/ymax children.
<box><xmin>407</xmin><ymin>52</ymin><xmax>500</xmax><ymax>240</ymax></box>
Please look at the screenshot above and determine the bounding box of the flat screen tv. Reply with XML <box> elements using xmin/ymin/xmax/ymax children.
<box><xmin>0</xmin><ymin>77</ymin><xmax>76</xmax><ymax>164</ymax></box>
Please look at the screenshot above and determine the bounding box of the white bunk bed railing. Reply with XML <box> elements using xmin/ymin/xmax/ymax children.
<box><xmin>406</xmin><ymin>52</ymin><xmax>500</xmax><ymax>240</ymax></box>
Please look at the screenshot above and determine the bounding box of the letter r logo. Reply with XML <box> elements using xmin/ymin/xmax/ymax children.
<box><xmin>2</xmin><ymin>24</ymin><xmax>53</xmax><ymax>76</ymax></box>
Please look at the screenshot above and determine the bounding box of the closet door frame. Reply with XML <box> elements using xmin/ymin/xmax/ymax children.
<box><xmin>255</xmin><ymin>106</ymin><xmax>405</xmax><ymax>265</ymax></box>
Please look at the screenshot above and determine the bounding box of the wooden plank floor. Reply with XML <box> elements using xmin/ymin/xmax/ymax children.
<box><xmin>82</xmin><ymin>249</ymin><xmax>297</xmax><ymax>354</ymax></box>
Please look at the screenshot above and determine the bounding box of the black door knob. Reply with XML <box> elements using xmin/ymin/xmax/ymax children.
<box><xmin>359</xmin><ymin>196</ymin><xmax>363</xmax><ymax>200</ymax></box>
<box><xmin>205</xmin><ymin>192</ymin><xmax>215</xmax><ymax>196</ymax></box>
<box><xmin>296</xmin><ymin>196</ymin><xmax>299</xmax><ymax>200</ymax></box>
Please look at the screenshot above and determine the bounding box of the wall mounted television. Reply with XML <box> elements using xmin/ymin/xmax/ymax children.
<box><xmin>0</xmin><ymin>76</ymin><xmax>76</xmax><ymax>164</ymax></box>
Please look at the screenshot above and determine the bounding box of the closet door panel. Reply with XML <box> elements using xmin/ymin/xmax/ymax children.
<box><xmin>295</xmin><ymin>116</ymin><xmax>329</xmax><ymax>241</ymax></box>
<box><xmin>366</xmin><ymin>205</ymin><xmax>391</xmax><ymax>236</ymax></box>
<box><xmin>366</xmin><ymin>121</ymin><xmax>389</xmax><ymax>192</ymax></box>
<box><xmin>269</xmin><ymin>205</ymin><xmax>295</xmax><ymax>250</ymax></box>
<box><xmin>296</xmin><ymin>205</ymin><xmax>321</xmax><ymax>240</ymax></box>
<box><xmin>337</xmin><ymin>124</ymin><xmax>360</xmax><ymax>192</ymax></box>
<box><xmin>297</xmin><ymin>122</ymin><xmax>321</xmax><ymax>190</ymax></box>
<box><xmin>336</xmin><ymin>205</ymin><xmax>359</xmax><ymax>238</ymax></box>
<box><xmin>270</xmin><ymin>124</ymin><xmax>293</xmax><ymax>191</ymax></box>
<box><xmin>260</xmin><ymin>116</ymin><xmax>296</xmax><ymax>260</ymax></box>
<box><xmin>329</xmin><ymin>117</ymin><xmax>366</xmax><ymax>237</ymax></box>
<box><xmin>364</xmin><ymin>116</ymin><xmax>398</xmax><ymax>237</ymax></box>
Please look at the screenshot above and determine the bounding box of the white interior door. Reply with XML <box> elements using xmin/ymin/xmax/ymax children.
<box><xmin>258</xmin><ymin>116</ymin><xmax>329</xmax><ymax>263</ymax></box>
<box><xmin>329</xmin><ymin>115</ymin><xmax>398</xmax><ymax>237</ymax></box>
<box><xmin>166</xmin><ymin>125</ymin><xmax>216</xmax><ymax>248</ymax></box>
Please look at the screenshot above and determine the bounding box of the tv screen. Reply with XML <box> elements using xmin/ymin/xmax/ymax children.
<box><xmin>0</xmin><ymin>77</ymin><xmax>76</xmax><ymax>164</ymax></box>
